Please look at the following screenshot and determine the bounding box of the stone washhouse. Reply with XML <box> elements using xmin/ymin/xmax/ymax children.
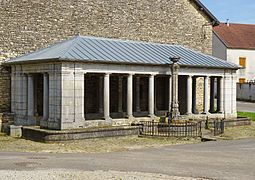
<box><xmin>6</xmin><ymin>36</ymin><xmax>239</xmax><ymax>130</ymax></box>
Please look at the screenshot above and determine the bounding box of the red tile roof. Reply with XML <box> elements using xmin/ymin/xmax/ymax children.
<box><xmin>213</xmin><ymin>23</ymin><xmax>255</xmax><ymax>50</ymax></box>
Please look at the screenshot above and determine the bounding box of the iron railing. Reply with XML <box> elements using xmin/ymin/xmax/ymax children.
<box><xmin>139</xmin><ymin>120</ymin><xmax>202</xmax><ymax>137</ymax></box>
<box><xmin>205</xmin><ymin>118</ymin><xmax>225</xmax><ymax>136</ymax></box>
<box><xmin>213</xmin><ymin>120</ymin><xmax>225</xmax><ymax>136</ymax></box>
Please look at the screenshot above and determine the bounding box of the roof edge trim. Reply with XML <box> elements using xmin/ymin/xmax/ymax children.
<box><xmin>193</xmin><ymin>0</ymin><xmax>220</xmax><ymax>26</ymax></box>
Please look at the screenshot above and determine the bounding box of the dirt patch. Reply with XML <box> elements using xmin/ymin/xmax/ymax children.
<box><xmin>219</xmin><ymin>122</ymin><xmax>255</xmax><ymax>140</ymax></box>
<box><xmin>0</xmin><ymin>133</ymin><xmax>200</xmax><ymax>153</ymax></box>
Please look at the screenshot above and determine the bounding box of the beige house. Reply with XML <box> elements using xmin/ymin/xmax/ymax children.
<box><xmin>7</xmin><ymin>36</ymin><xmax>239</xmax><ymax>130</ymax></box>
<box><xmin>213</xmin><ymin>23</ymin><xmax>255</xmax><ymax>83</ymax></box>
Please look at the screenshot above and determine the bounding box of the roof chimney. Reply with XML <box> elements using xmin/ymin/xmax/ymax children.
<box><xmin>226</xmin><ymin>19</ymin><xmax>230</xmax><ymax>27</ymax></box>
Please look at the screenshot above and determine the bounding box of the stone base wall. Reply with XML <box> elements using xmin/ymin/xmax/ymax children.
<box><xmin>22</xmin><ymin>126</ymin><xmax>139</xmax><ymax>142</ymax></box>
<box><xmin>0</xmin><ymin>112</ymin><xmax>14</xmax><ymax>133</ymax></box>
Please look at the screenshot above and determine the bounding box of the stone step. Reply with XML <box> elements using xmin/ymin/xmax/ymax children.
<box><xmin>201</xmin><ymin>135</ymin><xmax>217</xmax><ymax>142</ymax></box>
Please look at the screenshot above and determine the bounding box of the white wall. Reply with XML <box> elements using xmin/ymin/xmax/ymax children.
<box><xmin>212</xmin><ymin>33</ymin><xmax>227</xmax><ymax>60</ymax></box>
<box><xmin>227</xmin><ymin>49</ymin><xmax>255</xmax><ymax>81</ymax></box>
<box><xmin>237</xmin><ymin>83</ymin><xmax>255</xmax><ymax>101</ymax></box>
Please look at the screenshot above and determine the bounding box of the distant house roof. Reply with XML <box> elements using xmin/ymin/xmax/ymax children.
<box><xmin>193</xmin><ymin>0</ymin><xmax>220</xmax><ymax>26</ymax></box>
<box><xmin>7</xmin><ymin>35</ymin><xmax>238</xmax><ymax>69</ymax></box>
<box><xmin>213</xmin><ymin>23</ymin><xmax>255</xmax><ymax>50</ymax></box>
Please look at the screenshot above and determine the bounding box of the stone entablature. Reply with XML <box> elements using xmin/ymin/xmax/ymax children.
<box><xmin>11</xmin><ymin>61</ymin><xmax>237</xmax><ymax>130</ymax></box>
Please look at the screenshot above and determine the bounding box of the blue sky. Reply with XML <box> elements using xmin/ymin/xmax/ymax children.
<box><xmin>200</xmin><ymin>0</ymin><xmax>255</xmax><ymax>24</ymax></box>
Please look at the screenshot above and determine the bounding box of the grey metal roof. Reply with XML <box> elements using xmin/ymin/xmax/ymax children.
<box><xmin>7</xmin><ymin>35</ymin><xmax>239</xmax><ymax>69</ymax></box>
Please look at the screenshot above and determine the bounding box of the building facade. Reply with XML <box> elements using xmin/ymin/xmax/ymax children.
<box><xmin>7</xmin><ymin>36</ymin><xmax>238</xmax><ymax>130</ymax></box>
<box><xmin>213</xmin><ymin>23</ymin><xmax>255</xmax><ymax>83</ymax></box>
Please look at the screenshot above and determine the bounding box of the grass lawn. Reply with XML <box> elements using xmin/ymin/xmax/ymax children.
<box><xmin>237</xmin><ymin>111</ymin><xmax>255</xmax><ymax>121</ymax></box>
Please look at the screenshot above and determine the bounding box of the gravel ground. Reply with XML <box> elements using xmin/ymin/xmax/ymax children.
<box><xmin>0</xmin><ymin>134</ymin><xmax>199</xmax><ymax>153</ymax></box>
<box><xmin>0</xmin><ymin>170</ymin><xmax>208</xmax><ymax>180</ymax></box>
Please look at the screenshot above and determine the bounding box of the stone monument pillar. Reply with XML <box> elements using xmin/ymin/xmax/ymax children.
<box><xmin>170</xmin><ymin>56</ymin><xmax>180</xmax><ymax>121</ymax></box>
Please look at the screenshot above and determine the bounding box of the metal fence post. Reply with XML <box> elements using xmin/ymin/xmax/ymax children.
<box><xmin>152</xmin><ymin>120</ymin><xmax>154</xmax><ymax>136</ymax></box>
<box><xmin>205</xmin><ymin>116</ymin><xmax>209</xmax><ymax>129</ymax></box>
<box><xmin>185</xmin><ymin>121</ymin><xmax>187</xmax><ymax>137</ymax></box>
<box><xmin>214</xmin><ymin>120</ymin><xmax>216</xmax><ymax>136</ymax></box>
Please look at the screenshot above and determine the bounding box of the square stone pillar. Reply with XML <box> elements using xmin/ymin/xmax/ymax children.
<box><xmin>60</xmin><ymin>68</ymin><xmax>86</xmax><ymax>129</ymax></box>
<box><xmin>186</xmin><ymin>75</ymin><xmax>192</xmax><ymax>115</ymax></box>
<box><xmin>127</xmin><ymin>74</ymin><xmax>134</xmax><ymax>119</ymax></box>
<box><xmin>74</xmin><ymin>72</ymin><xmax>85</xmax><ymax>123</ymax></box>
<box><xmin>149</xmin><ymin>74</ymin><xmax>155</xmax><ymax>118</ymax></box>
<box><xmin>223</xmin><ymin>74</ymin><xmax>232</xmax><ymax>117</ymax></box>
<box><xmin>43</xmin><ymin>73</ymin><xmax>49</xmax><ymax>121</ymax></box>
<box><xmin>14</xmin><ymin>71</ymin><xmax>28</xmax><ymax>125</ymax></box>
<box><xmin>27</xmin><ymin>74</ymin><xmax>34</xmax><ymax>122</ymax></box>
<box><xmin>20</xmin><ymin>73</ymin><xmax>28</xmax><ymax>120</ymax></box>
<box><xmin>48</xmin><ymin>71</ymin><xmax>62</xmax><ymax>129</ymax></box>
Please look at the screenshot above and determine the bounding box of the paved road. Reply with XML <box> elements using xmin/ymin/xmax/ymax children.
<box><xmin>237</xmin><ymin>101</ymin><xmax>255</xmax><ymax>112</ymax></box>
<box><xmin>0</xmin><ymin>139</ymin><xmax>255</xmax><ymax>180</ymax></box>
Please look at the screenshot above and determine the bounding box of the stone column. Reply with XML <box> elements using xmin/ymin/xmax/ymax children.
<box><xmin>203</xmin><ymin>76</ymin><xmax>209</xmax><ymax>114</ymax></box>
<box><xmin>118</xmin><ymin>76</ymin><xmax>123</xmax><ymax>113</ymax></box>
<box><xmin>170</xmin><ymin>56</ymin><xmax>180</xmax><ymax>120</ymax></box>
<box><xmin>216</xmin><ymin>77</ymin><xmax>224</xmax><ymax>113</ymax></box>
<box><xmin>209</xmin><ymin>77</ymin><xmax>215</xmax><ymax>113</ymax></box>
<box><xmin>187</xmin><ymin>75</ymin><xmax>192</xmax><ymax>115</ymax></box>
<box><xmin>98</xmin><ymin>76</ymin><xmax>103</xmax><ymax>114</ymax></box>
<box><xmin>149</xmin><ymin>74</ymin><xmax>155</xmax><ymax>117</ymax></box>
<box><xmin>192</xmin><ymin>76</ymin><xmax>197</xmax><ymax>114</ymax></box>
<box><xmin>127</xmin><ymin>74</ymin><xmax>134</xmax><ymax>119</ymax></box>
<box><xmin>43</xmin><ymin>73</ymin><xmax>49</xmax><ymax>121</ymax></box>
<box><xmin>168</xmin><ymin>76</ymin><xmax>172</xmax><ymax>112</ymax></box>
<box><xmin>104</xmin><ymin>73</ymin><xmax>111</xmax><ymax>122</ymax></box>
<box><xmin>220</xmin><ymin>77</ymin><xmax>224</xmax><ymax>113</ymax></box>
<box><xmin>135</xmin><ymin>76</ymin><xmax>141</xmax><ymax>112</ymax></box>
<box><xmin>27</xmin><ymin>74</ymin><xmax>34</xmax><ymax>120</ymax></box>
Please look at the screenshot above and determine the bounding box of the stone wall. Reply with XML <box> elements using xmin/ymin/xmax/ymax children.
<box><xmin>0</xmin><ymin>49</ymin><xmax>16</xmax><ymax>113</ymax></box>
<box><xmin>237</xmin><ymin>83</ymin><xmax>255</xmax><ymax>101</ymax></box>
<box><xmin>0</xmin><ymin>0</ymin><xmax>213</xmax><ymax>59</ymax></box>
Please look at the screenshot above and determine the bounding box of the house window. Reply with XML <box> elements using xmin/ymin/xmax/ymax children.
<box><xmin>239</xmin><ymin>57</ymin><xmax>246</xmax><ymax>68</ymax></box>
<box><xmin>239</xmin><ymin>78</ymin><xmax>246</xmax><ymax>83</ymax></box>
